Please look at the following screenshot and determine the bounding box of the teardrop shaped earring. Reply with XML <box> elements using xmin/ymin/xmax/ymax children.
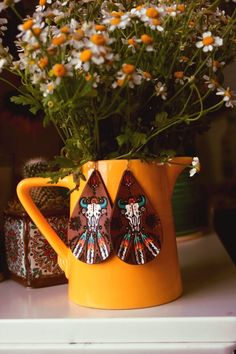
<box><xmin>111</xmin><ymin>161</ymin><xmax>162</xmax><ymax>265</ymax></box>
<box><xmin>68</xmin><ymin>162</ymin><xmax>113</xmax><ymax>264</ymax></box>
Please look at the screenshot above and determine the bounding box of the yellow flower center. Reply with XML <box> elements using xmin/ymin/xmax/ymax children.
<box><xmin>22</xmin><ymin>19</ymin><xmax>34</xmax><ymax>31</ymax></box>
<box><xmin>213</xmin><ymin>60</ymin><xmax>220</xmax><ymax>68</ymax></box>
<box><xmin>177</xmin><ymin>4</ymin><xmax>185</xmax><ymax>12</ymax></box>
<box><xmin>143</xmin><ymin>71</ymin><xmax>152</xmax><ymax>79</ymax></box>
<box><xmin>111</xmin><ymin>11</ymin><xmax>124</xmax><ymax>18</ymax></box>
<box><xmin>141</xmin><ymin>34</ymin><xmax>153</xmax><ymax>45</ymax></box>
<box><xmin>174</xmin><ymin>71</ymin><xmax>184</xmax><ymax>79</ymax></box>
<box><xmin>152</xmin><ymin>18</ymin><xmax>161</xmax><ymax>26</ymax></box>
<box><xmin>202</xmin><ymin>36</ymin><xmax>214</xmax><ymax>46</ymax></box>
<box><xmin>146</xmin><ymin>8</ymin><xmax>159</xmax><ymax>18</ymax></box>
<box><xmin>39</xmin><ymin>0</ymin><xmax>46</xmax><ymax>5</ymax></box>
<box><xmin>166</xmin><ymin>7</ymin><xmax>175</xmax><ymax>13</ymax></box>
<box><xmin>38</xmin><ymin>56</ymin><xmax>49</xmax><ymax>69</ymax></box>
<box><xmin>80</xmin><ymin>49</ymin><xmax>92</xmax><ymax>62</ymax></box>
<box><xmin>95</xmin><ymin>25</ymin><xmax>106</xmax><ymax>31</ymax></box>
<box><xmin>117</xmin><ymin>79</ymin><xmax>125</xmax><ymax>87</ymax></box>
<box><xmin>32</xmin><ymin>43</ymin><xmax>40</xmax><ymax>51</ymax></box>
<box><xmin>52</xmin><ymin>34</ymin><xmax>67</xmax><ymax>46</ymax></box>
<box><xmin>225</xmin><ymin>89</ymin><xmax>232</xmax><ymax>98</ymax></box>
<box><xmin>122</xmin><ymin>64</ymin><xmax>135</xmax><ymax>75</ymax></box>
<box><xmin>52</xmin><ymin>63</ymin><xmax>66</xmax><ymax>77</ymax></box>
<box><xmin>210</xmin><ymin>78</ymin><xmax>219</xmax><ymax>87</ymax></box>
<box><xmin>60</xmin><ymin>26</ymin><xmax>70</xmax><ymax>34</ymax></box>
<box><xmin>110</xmin><ymin>18</ymin><xmax>121</xmax><ymax>26</ymax></box>
<box><xmin>90</xmin><ymin>34</ymin><xmax>106</xmax><ymax>46</ymax></box>
<box><xmin>32</xmin><ymin>27</ymin><xmax>41</xmax><ymax>36</ymax></box>
<box><xmin>85</xmin><ymin>73</ymin><xmax>92</xmax><ymax>81</ymax></box>
<box><xmin>128</xmin><ymin>38</ymin><xmax>136</xmax><ymax>46</ymax></box>
<box><xmin>188</xmin><ymin>20</ymin><xmax>195</xmax><ymax>27</ymax></box>
<box><xmin>74</xmin><ymin>29</ymin><xmax>84</xmax><ymax>41</ymax></box>
<box><xmin>180</xmin><ymin>56</ymin><xmax>189</xmax><ymax>62</ymax></box>
<box><xmin>47</xmin><ymin>83</ymin><xmax>54</xmax><ymax>92</ymax></box>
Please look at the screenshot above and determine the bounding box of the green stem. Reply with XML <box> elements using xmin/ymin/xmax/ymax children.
<box><xmin>48</xmin><ymin>114</ymin><xmax>66</xmax><ymax>144</ymax></box>
<box><xmin>188</xmin><ymin>99</ymin><xmax>224</xmax><ymax>120</ymax></box>
<box><xmin>192</xmin><ymin>88</ymin><xmax>211</xmax><ymax>107</ymax></box>
<box><xmin>135</xmin><ymin>118</ymin><xmax>181</xmax><ymax>154</ymax></box>
<box><xmin>10</xmin><ymin>4</ymin><xmax>23</xmax><ymax>21</ymax></box>
<box><xmin>69</xmin><ymin>113</ymin><xmax>92</xmax><ymax>156</ymax></box>
<box><xmin>178</xmin><ymin>87</ymin><xmax>194</xmax><ymax>117</ymax></box>
<box><xmin>187</xmin><ymin>83</ymin><xmax>203</xmax><ymax>121</ymax></box>
<box><xmin>221</xmin><ymin>9</ymin><xmax>236</xmax><ymax>38</ymax></box>
<box><xmin>99</xmin><ymin>85</ymin><xmax>124</xmax><ymax>119</ymax></box>
<box><xmin>165</xmin><ymin>51</ymin><xmax>211</xmax><ymax>107</ymax></box>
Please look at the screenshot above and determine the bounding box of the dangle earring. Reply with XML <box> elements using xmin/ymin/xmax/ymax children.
<box><xmin>111</xmin><ymin>161</ymin><xmax>162</xmax><ymax>265</ymax></box>
<box><xmin>68</xmin><ymin>162</ymin><xmax>113</xmax><ymax>264</ymax></box>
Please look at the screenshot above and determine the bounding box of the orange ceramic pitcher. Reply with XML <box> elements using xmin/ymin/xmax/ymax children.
<box><xmin>17</xmin><ymin>158</ymin><xmax>192</xmax><ymax>309</ymax></box>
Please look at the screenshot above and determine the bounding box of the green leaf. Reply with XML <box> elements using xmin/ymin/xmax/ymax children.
<box><xmin>10</xmin><ymin>95</ymin><xmax>41</xmax><ymax>115</ymax></box>
<box><xmin>79</xmin><ymin>82</ymin><xmax>95</xmax><ymax>97</ymax></box>
<box><xmin>43</xmin><ymin>170</ymin><xmax>73</xmax><ymax>184</ymax></box>
<box><xmin>116</xmin><ymin>134</ymin><xmax>127</xmax><ymax>147</ymax></box>
<box><xmin>131</xmin><ymin>132</ymin><xmax>147</xmax><ymax>148</ymax></box>
<box><xmin>50</xmin><ymin>155</ymin><xmax>76</xmax><ymax>169</ymax></box>
<box><xmin>155</xmin><ymin>111</ymin><xmax>168</xmax><ymax>128</ymax></box>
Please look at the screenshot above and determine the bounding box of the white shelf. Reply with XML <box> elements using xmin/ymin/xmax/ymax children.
<box><xmin>0</xmin><ymin>234</ymin><xmax>236</xmax><ymax>348</ymax></box>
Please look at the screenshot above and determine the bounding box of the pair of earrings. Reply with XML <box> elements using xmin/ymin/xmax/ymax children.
<box><xmin>68</xmin><ymin>166</ymin><xmax>163</xmax><ymax>265</ymax></box>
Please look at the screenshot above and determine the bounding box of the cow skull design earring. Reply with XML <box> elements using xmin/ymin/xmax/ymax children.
<box><xmin>110</xmin><ymin>162</ymin><xmax>162</xmax><ymax>265</ymax></box>
<box><xmin>68</xmin><ymin>163</ymin><xmax>113</xmax><ymax>264</ymax></box>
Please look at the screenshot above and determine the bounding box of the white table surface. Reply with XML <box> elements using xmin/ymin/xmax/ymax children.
<box><xmin>0</xmin><ymin>233</ymin><xmax>236</xmax><ymax>347</ymax></box>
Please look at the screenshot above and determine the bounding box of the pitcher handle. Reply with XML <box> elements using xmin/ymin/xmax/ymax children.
<box><xmin>166</xmin><ymin>156</ymin><xmax>195</xmax><ymax>196</ymax></box>
<box><xmin>17</xmin><ymin>177</ymin><xmax>70</xmax><ymax>268</ymax></box>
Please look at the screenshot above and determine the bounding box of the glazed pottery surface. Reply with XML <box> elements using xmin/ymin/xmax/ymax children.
<box><xmin>17</xmin><ymin>158</ymin><xmax>192</xmax><ymax>309</ymax></box>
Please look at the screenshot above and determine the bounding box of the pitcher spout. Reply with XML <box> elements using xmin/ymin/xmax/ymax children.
<box><xmin>166</xmin><ymin>157</ymin><xmax>194</xmax><ymax>196</ymax></box>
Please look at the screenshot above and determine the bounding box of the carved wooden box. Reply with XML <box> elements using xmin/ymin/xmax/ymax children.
<box><xmin>3</xmin><ymin>210</ymin><xmax>69</xmax><ymax>288</ymax></box>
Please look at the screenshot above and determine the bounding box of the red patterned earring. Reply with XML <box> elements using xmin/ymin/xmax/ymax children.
<box><xmin>111</xmin><ymin>162</ymin><xmax>162</xmax><ymax>265</ymax></box>
<box><xmin>68</xmin><ymin>163</ymin><xmax>113</xmax><ymax>264</ymax></box>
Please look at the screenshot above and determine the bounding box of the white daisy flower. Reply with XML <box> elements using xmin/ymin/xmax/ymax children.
<box><xmin>85</xmin><ymin>72</ymin><xmax>100</xmax><ymax>88</ymax></box>
<box><xmin>165</xmin><ymin>6</ymin><xmax>177</xmax><ymax>17</ymax></box>
<box><xmin>0</xmin><ymin>57</ymin><xmax>7</xmax><ymax>72</ymax></box>
<box><xmin>113</xmin><ymin>64</ymin><xmax>142</xmax><ymax>89</ymax></box>
<box><xmin>207</xmin><ymin>58</ymin><xmax>225</xmax><ymax>72</ymax></box>
<box><xmin>189</xmin><ymin>157</ymin><xmax>200</xmax><ymax>177</ymax></box>
<box><xmin>85</xmin><ymin>33</ymin><xmax>114</xmax><ymax>57</ymax></box>
<box><xmin>148</xmin><ymin>18</ymin><xmax>164</xmax><ymax>32</ymax></box>
<box><xmin>196</xmin><ymin>31</ymin><xmax>223</xmax><ymax>52</ymax></box>
<box><xmin>137</xmin><ymin>69</ymin><xmax>152</xmax><ymax>81</ymax></box>
<box><xmin>0</xmin><ymin>0</ymin><xmax>21</xmax><ymax>12</ymax></box>
<box><xmin>138</xmin><ymin>34</ymin><xmax>154</xmax><ymax>52</ymax></box>
<box><xmin>130</xmin><ymin>6</ymin><xmax>144</xmax><ymax>17</ymax></box>
<box><xmin>71</xmin><ymin>48</ymin><xmax>105</xmax><ymax>72</ymax></box>
<box><xmin>174</xmin><ymin>71</ymin><xmax>187</xmax><ymax>85</ymax></box>
<box><xmin>136</xmin><ymin>6</ymin><xmax>165</xmax><ymax>31</ymax></box>
<box><xmin>216</xmin><ymin>87</ymin><xmax>236</xmax><ymax>108</ymax></box>
<box><xmin>31</xmin><ymin>71</ymin><xmax>46</xmax><ymax>85</ymax></box>
<box><xmin>40</xmin><ymin>81</ymin><xmax>55</xmax><ymax>96</ymax></box>
<box><xmin>35</xmin><ymin>0</ymin><xmax>52</xmax><ymax>12</ymax></box>
<box><xmin>203</xmin><ymin>75</ymin><xmax>219</xmax><ymax>91</ymax></box>
<box><xmin>215</xmin><ymin>7</ymin><xmax>225</xmax><ymax>17</ymax></box>
<box><xmin>0</xmin><ymin>17</ymin><xmax>7</xmax><ymax>34</ymax></box>
<box><xmin>155</xmin><ymin>81</ymin><xmax>167</xmax><ymax>100</ymax></box>
<box><xmin>103</xmin><ymin>12</ymin><xmax>131</xmax><ymax>31</ymax></box>
<box><xmin>122</xmin><ymin>36</ymin><xmax>139</xmax><ymax>53</ymax></box>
